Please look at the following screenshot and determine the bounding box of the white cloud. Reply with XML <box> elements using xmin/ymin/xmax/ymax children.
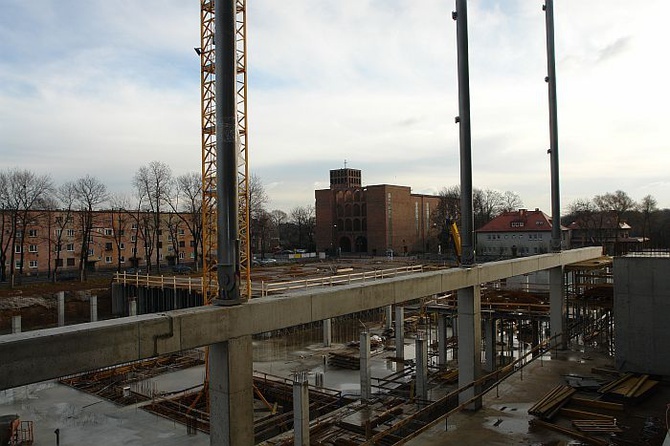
<box><xmin>0</xmin><ymin>0</ymin><xmax>668</xmax><ymax>215</ymax></box>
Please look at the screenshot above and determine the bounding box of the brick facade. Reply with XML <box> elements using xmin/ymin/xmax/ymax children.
<box><xmin>315</xmin><ymin>169</ymin><xmax>442</xmax><ymax>256</ymax></box>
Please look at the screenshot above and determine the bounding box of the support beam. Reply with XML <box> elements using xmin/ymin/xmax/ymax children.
<box><xmin>385</xmin><ymin>305</ymin><xmax>393</xmax><ymax>330</ymax></box>
<box><xmin>415</xmin><ymin>334</ymin><xmax>428</xmax><ymax>402</ymax></box>
<box><xmin>484</xmin><ymin>318</ymin><xmax>495</xmax><ymax>373</ymax></box>
<box><xmin>550</xmin><ymin>266</ymin><xmax>565</xmax><ymax>349</ymax></box>
<box><xmin>292</xmin><ymin>372</ymin><xmax>310</xmax><ymax>446</ymax></box>
<box><xmin>57</xmin><ymin>291</ymin><xmax>65</xmax><ymax>327</ymax></box>
<box><xmin>209</xmin><ymin>335</ymin><xmax>253</xmax><ymax>446</ymax></box>
<box><xmin>322</xmin><ymin>318</ymin><xmax>332</xmax><ymax>347</ymax></box>
<box><xmin>360</xmin><ymin>331</ymin><xmax>371</xmax><ymax>400</ymax></box>
<box><xmin>0</xmin><ymin>248</ymin><xmax>603</xmax><ymax>390</ymax></box>
<box><xmin>395</xmin><ymin>306</ymin><xmax>405</xmax><ymax>364</ymax></box>
<box><xmin>90</xmin><ymin>295</ymin><xmax>98</xmax><ymax>323</ymax></box>
<box><xmin>457</xmin><ymin>285</ymin><xmax>481</xmax><ymax>409</ymax></box>
<box><xmin>437</xmin><ymin>314</ymin><xmax>448</xmax><ymax>366</ymax></box>
<box><xmin>11</xmin><ymin>316</ymin><xmax>21</xmax><ymax>334</ymax></box>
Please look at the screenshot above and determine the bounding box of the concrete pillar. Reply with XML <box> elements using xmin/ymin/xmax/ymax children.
<box><xmin>452</xmin><ymin>317</ymin><xmax>458</xmax><ymax>360</ymax></box>
<box><xmin>385</xmin><ymin>305</ymin><xmax>393</xmax><ymax>330</ymax></box>
<box><xmin>395</xmin><ymin>306</ymin><xmax>405</xmax><ymax>361</ymax></box>
<box><xmin>323</xmin><ymin>318</ymin><xmax>332</xmax><ymax>347</ymax></box>
<box><xmin>209</xmin><ymin>335</ymin><xmax>254</xmax><ymax>446</ymax></box>
<box><xmin>550</xmin><ymin>266</ymin><xmax>565</xmax><ymax>349</ymax></box>
<box><xmin>457</xmin><ymin>285</ymin><xmax>481</xmax><ymax>409</ymax></box>
<box><xmin>293</xmin><ymin>372</ymin><xmax>310</xmax><ymax>446</ymax></box>
<box><xmin>57</xmin><ymin>291</ymin><xmax>65</xmax><ymax>327</ymax></box>
<box><xmin>532</xmin><ymin>320</ymin><xmax>540</xmax><ymax>357</ymax></box>
<box><xmin>129</xmin><ymin>298</ymin><xmax>137</xmax><ymax>317</ymax></box>
<box><xmin>360</xmin><ymin>331</ymin><xmax>371</xmax><ymax>400</ymax></box>
<box><xmin>484</xmin><ymin>318</ymin><xmax>495</xmax><ymax>373</ymax></box>
<box><xmin>11</xmin><ymin>315</ymin><xmax>21</xmax><ymax>334</ymax></box>
<box><xmin>415</xmin><ymin>334</ymin><xmax>428</xmax><ymax>402</ymax></box>
<box><xmin>90</xmin><ymin>295</ymin><xmax>98</xmax><ymax>322</ymax></box>
<box><xmin>437</xmin><ymin>314</ymin><xmax>448</xmax><ymax>366</ymax></box>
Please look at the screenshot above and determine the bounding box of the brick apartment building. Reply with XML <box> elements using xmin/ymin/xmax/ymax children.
<box><xmin>3</xmin><ymin>210</ymin><xmax>198</xmax><ymax>277</ymax></box>
<box><xmin>315</xmin><ymin>168</ymin><xmax>442</xmax><ymax>256</ymax></box>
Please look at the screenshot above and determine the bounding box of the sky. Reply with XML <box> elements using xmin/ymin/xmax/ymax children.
<box><xmin>1</xmin><ymin>0</ymin><xmax>669</xmax><ymax>213</ymax></box>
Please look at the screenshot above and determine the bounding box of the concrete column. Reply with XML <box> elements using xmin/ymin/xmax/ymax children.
<box><xmin>209</xmin><ymin>335</ymin><xmax>254</xmax><ymax>446</ymax></box>
<box><xmin>57</xmin><ymin>291</ymin><xmax>65</xmax><ymax>327</ymax></box>
<box><xmin>129</xmin><ymin>298</ymin><xmax>137</xmax><ymax>317</ymax></box>
<box><xmin>360</xmin><ymin>331</ymin><xmax>371</xmax><ymax>400</ymax></box>
<box><xmin>532</xmin><ymin>320</ymin><xmax>540</xmax><ymax>357</ymax></box>
<box><xmin>395</xmin><ymin>306</ymin><xmax>405</xmax><ymax>361</ymax></box>
<box><xmin>457</xmin><ymin>285</ymin><xmax>481</xmax><ymax>409</ymax></box>
<box><xmin>550</xmin><ymin>266</ymin><xmax>565</xmax><ymax>349</ymax></box>
<box><xmin>415</xmin><ymin>334</ymin><xmax>428</xmax><ymax>402</ymax></box>
<box><xmin>293</xmin><ymin>372</ymin><xmax>310</xmax><ymax>446</ymax></box>
<box><xmin>90</xmin><ymin>295</ymin><xmax>98</xmax><ymax>322</ymax></box>
<box><xmin>452</xmin><ymin>317</ymin><xmax>458</xmax><ymax>360</ymax></box>
<box><xmin>437</xmin><ymin>314</ymin><xmax>448</xmax><ymax>366</ymax></box>
<box><xmin>484</xmin><ymin>318</ymin><xmax>495</xmax><ymax>373</ymax></box>
<box><xmin>323</xmin><ymin>318</ymin><xmax>332</xmax><ymax>347</ymax></box>
<box><xmin>385</xmin><ymin>305</ymin><xmax>393</xmax><ymax>330</ymax></box>
<box><xmin>11</xmin><ymin>315</ymin><xmax>21</xmax><ymax>334</ymax></box>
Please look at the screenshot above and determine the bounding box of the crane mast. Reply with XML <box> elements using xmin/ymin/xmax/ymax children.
<box><xmin>200</xmin><ymin>0</ymin><xmax>250</xmax><ymax>303</ymax></box>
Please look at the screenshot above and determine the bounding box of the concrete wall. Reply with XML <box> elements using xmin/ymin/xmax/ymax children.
<box><xmin>614</xmin><ymin>255</ymin><xmax>670</xmax><ymax>375</ymax></box>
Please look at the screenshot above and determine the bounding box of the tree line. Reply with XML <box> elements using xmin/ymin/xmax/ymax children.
<box><xmin>0</xmin><ymin>164</ymin><xmax>314</xmax><ymax>285</ymax></box>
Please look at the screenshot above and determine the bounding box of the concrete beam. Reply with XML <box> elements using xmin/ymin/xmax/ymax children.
<box><xmin>0</xmin><ymin>248</ymin><xmax>601</xmax><ymax>390</ymax></box>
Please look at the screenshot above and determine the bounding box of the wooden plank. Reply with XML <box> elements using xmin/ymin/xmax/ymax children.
<box><xmin>625</xmin><ymin>374</ymin><xmax>649</xmax><ymax>398</ymax></box>
<box><xmin>570</xmin><ymin>397</ymin><xmax>624</xmax><ymax>412</ymax></box>
<box><xmin>559</xmin><ymin>408</ymin><xmax>615</xmax><ymax>421</ymax></box>
<box><xmin>530</xmin><ymin>419</ymin><xmax>609</xmax><ymax>446</ymax></box>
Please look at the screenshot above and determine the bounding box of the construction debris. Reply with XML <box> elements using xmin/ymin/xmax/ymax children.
<box><xmin>528</xmin><ymin>385</ymin><xmax>576</xmax><ymax>419</ymax></box>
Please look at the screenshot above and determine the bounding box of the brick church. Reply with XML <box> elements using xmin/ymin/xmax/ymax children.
<box><xmin>315</xmin><ymin>168</ymin><xmax>442</xmax><ymax>256</ymax></box>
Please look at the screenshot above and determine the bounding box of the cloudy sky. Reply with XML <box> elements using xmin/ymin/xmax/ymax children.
<box><xmin>1</xmin><ymin>0</ymin><xmax>668</xmax><ymax>213</ymax></box>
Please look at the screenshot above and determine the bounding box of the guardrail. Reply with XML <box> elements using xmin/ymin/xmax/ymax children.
<box><xmin>260</xmin><ymin>265</ymin><xmax>424</xmax><ymax>297</ymax></box>
<box><xmin>113</xmin><ymin>272</ymin><xmax>203</xmax><ymax>294</ymax></box>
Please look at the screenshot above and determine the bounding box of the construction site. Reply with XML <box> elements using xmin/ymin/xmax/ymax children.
<box><xmin>2</xmin><ymin>0</ymin><xmax>670</xmax><ymax>445</ymax></box>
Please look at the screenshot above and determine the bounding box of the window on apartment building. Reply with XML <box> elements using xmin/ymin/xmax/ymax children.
<box><xmin>66</xmin><ymin>243</ymin><xmax>74</xmax><ymax>251</ymax></box>
<box><xmin>120</xmin><ymin>243</ymin><xmax>125</xmax><ymax>250</ymax></box>
<box><xmin>29</xmin><ymin>245</ymin><xmax>38</xmax><ymax>253</ymax></box>
<box><xmin>55</xmin><ymin>229</ymin><xmax>62</xmax><ymax>237</ymax></box>
<box><xmin>118</xmin><ymin>229</ymin><xmax>125</xmax><ymax>236</ymax></box>
<box><xmin>54</xmin><ymin>243</ymin><xmax>61</xmax><ymax>252</ymax></box>
<box><xmin>15</xmin><ymin>230</ymin><xmax>23</xmax><ymax>239</ymax></box>
<box><xmin>105</xmin><ymin>242</ymin><xmax>113</xmax><ymax>251</ymax></box>
<box><xmin>190</xmin><ymin>241</ymin><xmax>195</xmax><ymax>247</ymax></box>
<box><xmin>130</xmin><ymin>235</ymin><xmax>136</xmax><ymax>242</ymax></box>
<box><xmin>29</xmin><ymin>260</ymin><xmax>38</xmax><ymax>269</ymax></box>
<box><xmin>131</xmin><ymin>247</ymin><xmax>136</xmax><ymax>254</ymax></box>
<box><xmin>168</xmin><ymin>246</ymin><xmax>174</xmax><ymax>253</ymax></box>
<box><xmin>132</xmin><ymin>223</ymin><xmax>138</xmax><ymax>230</ymax></box>
<box><xmin>14</xmin><ymin>245</ymin><xmax>22</xmax><ymax>254</ymax></box>
<box><xmin>120</xmin><ymin>256</ymin><xmax>125</xmax><ymax>263</ymax></box>
<box><xmin>56</xmin><ymin>216</ymin><xmax>63</xmax><ymax>224</ymax></box>
<box><xmin>14</xmin><ymin>260</ymin><xmax>22</xmax><ymax>269</ymax></box>
<box><xmin>67</xmin><ymin>258</ymin><xmax>75</xmax><ymax>266</ymax></box>
<box><xmin>88</xmin><ymin>248</ymin><xmax>94</xmax><ymax>256</ymax></box>
<box><xmin>104</xmin><ymin>229</ymin><xmax>113</xmax><ymax>236</ymax></box>
<box><xmin>55</xmin><ymin>259</ymin><xmax>63</xmax><ymax>267</ymax></box>
<box><xmin>179</xmin><ymin>252</ymin><xmax>185</xmax><ymax>259</ymax></box>
<box><xmin>178</xmin><ymin>228</ymin><xmax>185</xmax><ymax>235</ymax></box>
<box><xmin>105</xmin><ymin>256</ymin><xmax>112</xmax><ymax>263</ymax></box>
<box><xmin>66</xmin><ymin>229</ymin><xmax>75</xmax><ymax>237</ymax></box>
<box><xmin>28</xmin><ymin>229</ymin><xmax>38</xmax><ymax>237</ymax></box>
<box><xmin>179</xmin><ymin>241</ymin><xmax>185</xmax><ymax>248</ymax></box>
<box><xmin>190</xmin><ymin>252</ymin><xmax>195</xmax><ymax>259</ymax></box>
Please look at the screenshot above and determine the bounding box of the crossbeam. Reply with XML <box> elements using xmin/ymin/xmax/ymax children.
<box><xmin>0</xmin><ymin>247</ymin><xmax>601</xmax><ymax>390</ymax></box>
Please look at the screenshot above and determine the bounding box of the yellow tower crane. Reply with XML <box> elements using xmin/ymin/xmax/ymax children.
<box><xmin>199</xmin><ymin>0</ymin><xmax>251</xmax><ymax>303</ymax></box>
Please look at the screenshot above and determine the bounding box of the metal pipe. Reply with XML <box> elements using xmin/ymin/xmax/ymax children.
<box><xmin>454</xmin><ymin>0</ymin><xmax>474</xmax><ymax>265</ymax></box>
<box><xmin>544</xmin><ymin>0</ymin><xmax>562</xmax><ymax>252</ymax></box>
<box><xmin>215</xmin><ymin>0</ymin><xmax>241</xmax><ymax>305</ymax></box>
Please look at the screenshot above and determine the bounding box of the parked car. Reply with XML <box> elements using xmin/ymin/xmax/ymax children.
<box><xmin>172</xmin><ymin>264</ymin><xmax>192</xmax><ymax>274</ymax></box>
<box><xmin>259</xmin><ymin>258</ymin><xmax>277</xmax><ymax>265</ymax></box>
<box><xmin>125</xmin><ymin>267</ymin><xmax>143</xmax><ymax>274</ymax></box>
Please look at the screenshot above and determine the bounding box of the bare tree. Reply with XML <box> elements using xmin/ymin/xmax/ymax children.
<box><xmin>170</xmin><ymin>172</ymin><xmax>203</xmax><ymax>269</ymax></box>
<box><xmin>3</xmin><ymin>169</ymin><xmax>53</xmax><ymax>286</ymax></box>
<box><xmin>0</xmin><ymin>171</ymin><xmax>12</xmax><ymax>282</ymax></box>
<box><xmin>249</xmin><ymin>173</ymin><xmax>269</xmax><ymax>220</ymax></box>
<box><xmin>290</xmin><ymin>205</ymin><xmax>315</xmax><ymax>249</ymax></box>
<box><xmin>109</xmin><ymin>194</ymin><xmax>133</xmax><ymax>272</ymax></box>
<box><xmin>73</xmin><ymin>175</ymin><xmax>108</xmax><ymax>281</ymax></box>
<box><xmin>638</xmin><ymin>194</ymin><xmax>657</xmax><ymax>248</ymax></box>
<box><xmin>269</xmin><ymin>209</ymin><xmax>287</xmax><ymax>249</ymax></box>
<box><xmin>49</xmin><ymin>181</ymin><xmax>78</xmax><ymax>281</ymax></box>
<box><xmin>500</xmin><ymin>191</ymin><xmax>523</xmax><ymax>213</ymax></box>
<box><xmin>594</xmin><ymin>190</ymin><xmax>636</xmax><ymax>254</ymax></box>
<box><xmin>134</xmin><ymin>161</ymin><xmax>172</xmax><ymax>273</ymax></box>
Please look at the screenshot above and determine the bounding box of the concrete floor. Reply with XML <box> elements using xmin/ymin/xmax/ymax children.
<box><xmin>2</xmin><ymin>333</ymin><xmax>666</xmax><ymax>445</ymax></box>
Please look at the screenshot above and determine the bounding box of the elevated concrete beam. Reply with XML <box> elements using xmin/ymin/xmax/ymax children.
<box><xmin>0</xmin><ymin>247</ymin><xmax>601</xmax><ymax>389</ymax></box>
